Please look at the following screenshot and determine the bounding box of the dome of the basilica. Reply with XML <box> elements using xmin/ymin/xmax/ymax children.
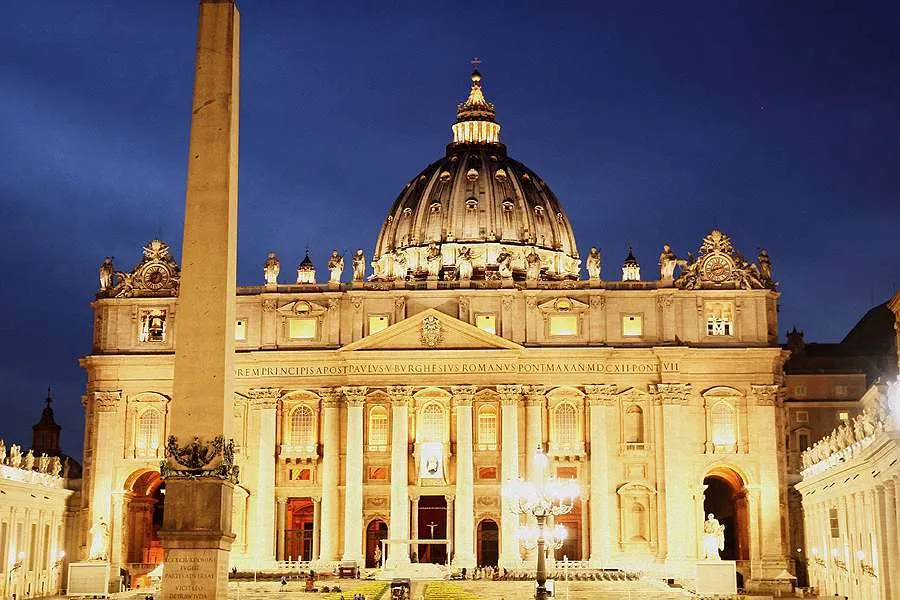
<box><xmin>372</xmin><ymin>70</ymin><xmax>580</xmax><ymax>281</ymax></box>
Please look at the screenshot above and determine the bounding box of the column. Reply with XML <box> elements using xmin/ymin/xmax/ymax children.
<box><xmin>319</xmin><ymin>389</ymin><xmax>342</xmax><ymax>562</ymax></box>
<box><xmin>86</xmin><ymin>390</ymin><xmax>123</xmax><ymax>560</ymax></box>
<box><xmin>451</xmin><ymin>386</ymin><xmax>476</xmax><ymax>569</ymax></box>
<box><xmin>159</xmin><ymin>3</ymin><xmax>241</xmax><ymax>599</ymax></box>
<box><xmin>873</xmin><ymin>486</ymin><xmax>891</xmax><ymax>600</ymax></box>
<box><xmin>342</xmin><ymin>386</ymin><xmax>367</xmax><ymax>562</ymax></box>
<box><xmin>312</xmin><ymin>497</ymin><xmax>321</xmax><ymax>562</ymax></box>
<box><xmin>498</xmin><ymin>384</ymin><xmax>522</xmax><ymax>569</ymax></box>
<box><xmin>654</xmin><ymin>384</ymin><xmax>693</xmax><ymax>565</ymax></box>
<box><xmin>446</xmin><ymin>495</ymin><xmax>455</xmax><ymax>560</ymax></box>
<box><xmin>110</xmin><ymin>490</ymin><xmax>127</xmax><ymax>566</ymax></box>
<box><xmin>585</xmin><ymin>385</ymin><xmax>615</xmax><ymax>566</ymax></box>
<box><xmin>523</xmin><ymin>386</ymin><xmax>545</xmax><ymax>478</ymax></box>
<box><xmin>386</xmin><ymin>386</ymin><xmax>412</xmax><ymax>567</ymax></box>
<box><xmin>889</xmin><ymin>479</ymin><xmax>900</xmax><ymax>600</ymax></box>
<box><xmin>276</xmin><ymin>498</ymin><xmax>286</xmax><ymax>561</ymax></box>
<box><xmin>411</xmin><ymin>496</ymin><xmax>420</xmax><ymax>543</ymax></box>
<box><xmin>750</xmin><ymin>385</ymin><xmax>787</xmax><ymax>573</ymax></box>
<box><xmin>247</xmin><ymin>389</ymin><xmax>278</xmax><ymax>564</ymax></box>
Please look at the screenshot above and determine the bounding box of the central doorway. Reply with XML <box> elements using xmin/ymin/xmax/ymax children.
<box><xmin>285</xmin><ymin>498</ymin><xmax>314</xmax><ymax>561</ymax></box>
<box><xmin>477</xmin><ymin>519</ymin><xmax>499</xmax><ymax>567</ymax></box>
<box><xmin>125</xmin><ymin>470</ymin><xmax>164</xmax><ymax>565</ymax></box>
<box><xmin>365</xmin><ymin>519</ymin><xmax>388</xmax><ymax>567</ymax></box>
<box><xmin>416</xmin><ymin>495</ymin><xmax>447</xmax><ymax>564</ymax></box>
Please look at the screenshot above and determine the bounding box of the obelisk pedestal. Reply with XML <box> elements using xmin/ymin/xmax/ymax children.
<box><xmin>159</xmin><ymin>2</ymin><xmax>241</xmax><ymax>600</ymax></box>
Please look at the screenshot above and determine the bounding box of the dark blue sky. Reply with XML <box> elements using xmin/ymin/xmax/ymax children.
<box><xmin>2</xmin><ymin>1</ymin><xmax>898</xmax><ymax>457</ymax></box>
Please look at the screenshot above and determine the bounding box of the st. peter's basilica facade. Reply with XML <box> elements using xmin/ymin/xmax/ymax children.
<box><xmin>79</xmin><ymin>69</ymin><xmax>790</xmax><ymax>587</ymax></box>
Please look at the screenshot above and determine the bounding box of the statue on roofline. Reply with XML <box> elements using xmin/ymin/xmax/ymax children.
<box><xmin>525</xmin><ymin>250</ymin><xmax>542</xmax><ymax>281</ymax></box>
<box><xmin>425</xmin><ymin>242</ymin><xmax>443</xmax><ymax>278</ymax></box>
<box><xmin>327</xmin><ymin>250</ymin><xmax>344</xmax><ymax>284</ymax></box>
<box><xmin>352</xmin><ymin>249</ymin><xmax>366</xmax><ymax>282</ymax></box>
<box><xmin>99</xmin><ymin>257</ymin><xmax>114</xmax><ymax>291</ymax></box>
<box><xmin>585</xmin><ymin>247</ymin><xmax>601</xmax><ymax>280</ymax></box>
<box><xmin>457</xmin><ymin>246</ymin><xmax>474</xmax><ymax>281</ymax></box>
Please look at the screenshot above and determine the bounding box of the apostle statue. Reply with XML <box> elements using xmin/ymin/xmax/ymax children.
<box><xmin>392</xmin><ymin>248</ymin><xmax>408</xmax><ymax>280</ymax></box>
<box><xmin>352</xmin><ymin>249</ymin><xmax>366</xmax><ymax>282</ymax></box>
<box><xmin>702</xmin><ymin>513</ymin><xmax>725</xmax><ymax>560</ymax></box>
<box><xmin>8</xmin><ymin>444</ymin><xmax>21</xmax><ymax>469</ymax></box>
<box><xmin>757</xmin><ymin>249</ymin><xmax>773</xmax><ymax>284</ymax></box>
<box><xmin>457</xmin><ymin>246</ymin><xmax>474</xmax><ymax>281</ymax></box>
<box><xmin>373</xmin><ymin>545</ymin><xmax>382</xmax><ymax>567</ymax></box>
<box><xmin>263</xmin><ymin>252</ymin><xmax>280</xmax><ymax>285</ymax></box>
<box><xmin>0</xmin><ymin>439</ymin><xmax>6</xmax><ymax>464</ymax></box>
<box><xmin>327</xmin><ymin>250</ymin><xmax>344</xmax><ymax>284</ymax></box>
<box><xmin>38</xmin><ymin>453</ymin><xmax>50</xmax><ymax>474</ymax></box>
<box><xmin>659</xmin><ymin>244</ymin><xmax>678</xmax><ymax>281</ymax></box>
<box><xmin>50</xmin><ymin>456</ymin><xmax>62</xmax><ymax>477</ymax></box>
<box><xmin>23</xmin><ymin>449</ymin><xmax>35</xmax><ymax>471</ymax></box>
<box><xmin>99</xmin><ymin>257</ymin><xmax>114</xmax><ymax>291</ymax></box>
<box><xmin>525</xmin><ymin>250</ymin><xmax>542</xmax><ymax>281</ymax></box>
<box><xmin>497</xmin><ymin>249</ymin><xmax>513</xmax><ymax>279</ymax></box>
<box><xmin>425</xmin><ymin>242</ymin><xmax>443</xmax><ymax>278</ymax></box>
<box><xmin>586</xmin><ymin>247</ymin><xmax>602</xmax><ymax>280</ymax></box>
<box><xmin>89</xmin><ymin>518</ymin><xmax>110</xmax><ymax>561</ymax></box>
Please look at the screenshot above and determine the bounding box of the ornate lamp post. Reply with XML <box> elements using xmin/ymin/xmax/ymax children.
<box><xmin>503</xmin><ymin>446</ymin><xmax>580</xmax><ymax>600</ymax></box>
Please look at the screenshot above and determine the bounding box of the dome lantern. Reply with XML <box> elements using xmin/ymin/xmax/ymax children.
<box><xmin>451</xmin><ymin>60</ymin><xmax>501</xmax><ymax>146</ymax></box>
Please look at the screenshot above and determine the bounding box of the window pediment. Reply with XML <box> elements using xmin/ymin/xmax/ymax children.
<box><xmin>278</xmin><ymin>300</ymin><xmax>328</xmax><ymax>317</ymax></box>
<box><xmin>536</xmin><ymin>296</ymin><xmax>589</xmax><ymax>315</ymax></box>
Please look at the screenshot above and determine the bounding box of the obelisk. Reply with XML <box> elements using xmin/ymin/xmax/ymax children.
<box><xmin>159</xmin><ymin>2</ymin><xmax>240</xmax><ymax>600</ymax></box>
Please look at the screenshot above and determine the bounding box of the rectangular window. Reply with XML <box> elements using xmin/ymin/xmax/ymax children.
<box><xmin>829</xmin><ymin>508</ymin><xmax>840</xmax><ymax>538</ymax></box>
<box><xmin>794</xmin><ymin>385</ymin><xmax>807</xmax><ymax>398</ymax></box>
<box><xmin>838</xmin><ymin>411</ymin><xmax>849</xmax><ymax>422</ymax></box>
<box><xmin>288</xmin><ymin>317</ymin><xmax>317</xmax><ymax>339</ymax></box>
<box><xmin>622</xmin><ymin>314</ymin><xmax>642</xmax><ymax>337</ymax></box>
<box><xmin>367</xmin><ymin>466</ymin><xmax>388</xmax><ymax>481</ymax></box>
<box><xmin>475</xmin><ymin>314</ymin><xmax>497</xmax><ymax>335</ymax></box>
<box><xmin>705</xmin><ymin>301</ymin><xmax>734</xmax><ymax>336</ymax></box>
<box><xmin>795</xmin><ymin>410</ymin><xmax>809</xmax><ymax>423</ymax></box>
<box><xmin>368</xmin><ymin>314</ymin><xmax>390</xmax><ymax>335</ymax></box>
<box><xmin>798</xmin><ymin>432</ymin><xmax>810</xmax><ymax>452</ymax></box>
<box><xmin>235</xmin><ymin>319</ymin><xmax>247</xmax><ymax>341</ymax></box>
<box><xmin>138</xmin><ymin>309</ymin><xmax>167</xmax><ymax>343</ymax></box>
<box><xmin>834</xmin><ymin>385</ymin><xmax>848</xmax><ymax>398</ymax></box>
<box><xmin>28</xmin><ymin>523</ymin><xmax>36</xmax><ymax>570</ymax></box>
<box><xmin>549</xmin><ymin>314</ymin><xmax>578</xmax><ymax>336</ymax></box>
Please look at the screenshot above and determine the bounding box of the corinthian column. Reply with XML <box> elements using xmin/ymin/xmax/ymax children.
<box><xmin>342</xmin><ymin>386</ymin><xmax>367</xmax><ymax>562</ymax></box>
<box><xmin>522</xmin><ymin>385</ymin><xmax>546</xmax><ymax>479</ymax></box>
<box><xmin>498</xmin><ymin>384</ymin><xmax>522</xmax><ymax>569</ymax></box>
<box><xmin>585</xmin><ymin>384</ymin><xmax>616</xmax><ymax>566</ymax></box>
<box><xmin>386</xmin><ymin>386</ymin><xmax>413</xmax><ymax>567</ymax></box>
<box><xmin>451</xmin><ymin>385</ymin><xmax>477</xmax><ymax>569</ymax></box>
<box><xmin>318</xmin><ymin>388</ymin><xmax>342</xmax><ymax>563</ymax></box>
<box><xmin>246</xmin><ymin>387</ymin><xmax>279</xmax><ymax>565</ymax></box>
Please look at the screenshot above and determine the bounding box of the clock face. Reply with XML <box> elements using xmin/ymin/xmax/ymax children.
<box><xmin>703</xmin><ymin>255</ymin><xmax>731</xmax><ymax>283</ymax></box>
<box><xmin>142</xmin><ymin>264</ymin><xmax>169</xmax><ymax>290</ymax></box>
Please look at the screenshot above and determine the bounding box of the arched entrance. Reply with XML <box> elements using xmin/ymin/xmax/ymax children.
<box><xmin>703</xmin><ymin>467</ymin><xmax>749</xmax><ymax>561</ymax></box>
<box><xmin>417</xmin><ymin>496</ymin><xmax>447</xmax><ymax>564</ymax></box>
<box><xmin>365</xmin><ymin>519</ymin><xmax>388</xmax><ymax>568</ymax></box>
<box><xmin>476</xmin><ymin>519</ymin><xmax>499</xmax><ymax>567</ymax></box>
<box><xmin>124</xmin><ymin>470</ymin><xmax>164</xmax><ymax>565</ymax></box>
<box><xmin>556</xmin><ymin>499</ymin><xmax>582</xmax><ymax>560</ymax></box>
<box><xmin>285</xmin><ymin>498</ymin><xmax>314</xmax><ymax>561</ymax></box>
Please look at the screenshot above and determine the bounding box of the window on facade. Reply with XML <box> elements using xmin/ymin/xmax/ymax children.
<box><xmin>368</xmin><ymin>315</ymin><xmax>389</xmax><ymax>335</ymax></box>
<box><xmin>705</xmin><ymin>301</ymin><xmax>734</xmax><ymax>336</ymax></box>
<box><xmin>710</xmin><ymin>402</ymin><xmax>736</xmax><ymax>445</ymax></box>
<box><xmin>834</xmin><ymin>385</ymin><xmax>849</xmax><ymax>398</ymax></box>
<box><xmin>421</xmin><ymin>404</ymin><xmax>445</xmax><ymax>442</ymax></box>
<box><xmin>139</xmin><ymin>309</ymin><xmax>167</xmax><ymax>342</ymax></box>
<box><xmin>367</xmin><ymin>466</ymin><xmax>387</xmax><ymax>481</ymax></box>
<box><xmin>795</xmin><ymin>410</ymin><xmax>809</xmax><ymax>424</ymax></box>
<box><xmin>137</xmin><ymin>408</ymin><xmax>162</xmax><ymax>453</ymax></box>
<box><xmin>475</xmin><ymin>314</ymin><xmax>497</xmax><ymax>335</ymax></box>
<box><xmin>622</xmin><ymin>314</ymin><xmax>642</xmax><ymax>337</ymax></box>
<box><xmin>290</xmin><ymin>406</ymin><xmax>315</xmax><ymax>449</ymax></box>
<box><xmin>235</xmin><ymin>319</ymin><xmax>247</xmax><ymax>341</ymax></box>
<box><xmin>798</xmin><ymin>432</ymin><xmax>810</xmax><ymax>452</ymax></box>
<box><xmin>477</xmin><ymin>406</ymin><xmax>498</xmax><ymax>448</ymax></box>
<box><xmin>288</xmin><ymin>317</ymin><xmax>317</xmax><ymax>339</ymax></box>
<box><xmin>549</xmin><ymin>314</ymin><xmax>578</xmax><ymax>336</ymax></box>
<box><xmin>794</xmin><ymin>385</ymin><xmax>807</xmax><ymax>398</ymax></box>
<box><xmin>838</xmin><ymin>411</ymin><xmax>849</xmax><ymax>422</ymax></box>
<box><xmin>625</xmin><ymin>405</ymin><xmax>644</xmax><ymax>444</ymax></box>
<box><xmin>829</xmin><ymin>508</ymin><xmax>840</xmax><ymax>538</ymax></box>
<box><xmin>554</xmin><ymin>403</ymin><xmax>577</xmax><ymax>447</ymax></box>
<box><xmin>368</xmin><ymin>406</ymin><xmax>389</xmax><ymax>448</ymax></box>
<box><xmin>478</xmin><ymin>466</ymin><xmax>497</xmax><ymax>480</ymax></box>
<box><xmin>557</xmin><ymin>466</ymin><xmax>577</xmax><ymax>479</ymax></box>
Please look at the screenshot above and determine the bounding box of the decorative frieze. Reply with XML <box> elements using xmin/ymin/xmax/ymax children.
<box><xmin>93</xmin><ymin>390</ymin><xmax>123</xmax><ymax>411</ymax></box>
<box><xmin>342</xmin><ymin>386</ymin><xmax>368</xmax><ymax>406</ymax></box>
<box><xmin>248</xmin><ymin>387</ymin><xmax>280</xmax><ymax>410</ymax></box>
<box><xmin>650</xmin><ymin>383</ymin><xmax>692</xmax><ymax>405</ymax></box>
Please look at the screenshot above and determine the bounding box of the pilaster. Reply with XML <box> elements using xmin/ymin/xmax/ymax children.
<box><xmin>246</xmin><ymin>387</ymin><xmax>278</xmax><ymax>564</ymax></box>
<box><xmin>342</xmin><ymin>386</ymin><xmax>367</xmax><ymax>562</ymax></box>
<box><xmin>585</xmin><ymin>384</ymin><xmax>616</xmax><ymax>566</ymax></box>
<box><xmin>318</xmin><ymin>388</ymin><xmax>342</xmax><ymax>562</ymax></box>
<box><xmin>386</xmin><ymin>386</ymin><xmax>412</xmax><ymax>567</ymax></box>
<box><xmin>451</xmin><ymin>385</ymin><xmax>476</xmax><ymax>568</ymax></box>
<box><xmin>497</xmin><ymin>384</ymin><xmax>522</xmax><ymax>569</ymax></box>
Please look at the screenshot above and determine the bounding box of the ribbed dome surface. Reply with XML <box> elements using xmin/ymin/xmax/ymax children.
<box><xmin>371</xmin><ymin>69</ymin><xmax>580</xmax><ymax>281</ymax></box>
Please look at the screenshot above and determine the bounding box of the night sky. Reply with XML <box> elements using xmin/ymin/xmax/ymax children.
<box><xmin>2</xmin><ymin>1</ymin><xmax>898</xmax><ymax>457</ymax></box>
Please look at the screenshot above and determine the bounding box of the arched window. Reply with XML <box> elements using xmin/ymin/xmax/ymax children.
<box><xmin>368</xmin><ymin>406</ymin><xmax>388</xmax><ymax>448</ymax></box>
<box><xmin>554</xmin><ymin>403</ymin><xmax>577</xmax><ymax>447</ymax></box>
<box><xmin>290</xmin><ymin>405</ymin><xmax>315</xmax><ymax>449</ymax></box>
<box><xmin>710</xmin><ymin>402</ymin><xmax>736</xmax><ymax>446</ymax></box>
<box><xmin>478</xmin><ymin>406</ymin><xmax>498</xmax><ymax>448</ymax></box>
<box><xmin>421</xmin><ymin>404</ymin><xmax>445</xmax><ymax>442</ymax></box>
<box><xmin>137</xmin><ymin>409</ymin><xmax>161</xmax><ymax>453</ymax></box>
<box><xmin>625</xmin><ymin>405</ymin><xmax>644</xmax><ymax>444</ymax></box>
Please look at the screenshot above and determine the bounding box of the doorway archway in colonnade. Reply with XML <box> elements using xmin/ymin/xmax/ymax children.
<box><xmin>703</xmin><ymin>466</ymin><xmax>750</xmax><ymax>562</ymax></box>
<box><xmin>124</xmin><ymin>469</ymin><xmax>165</xmax><ymax>565</ymax></box>
<box><xmin>285</xmin><ymin>498</ymin><xmax>314</xmax><ymax>561</ymax></box>
<box><xmin>476</xmin><ymin>519</ymin><xmax>499</xmax><ymax>567</ymax></box>
<box><xmin>365</xmin><ymin>518</ymin><xmax>388</xmax><ymax>567</ymax></box>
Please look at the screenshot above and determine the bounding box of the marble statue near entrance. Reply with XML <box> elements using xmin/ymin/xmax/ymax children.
<box><xmin>702</xmin><ymin>513</ymin><xmax>725</xmax><ymax>560</ymax></box>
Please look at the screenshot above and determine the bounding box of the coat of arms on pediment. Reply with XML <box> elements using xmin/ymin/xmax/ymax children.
<box><xmin>420</xmin><ymin>315</ymin><xmax>444</xmax><ymax>348</ymax></box>
<box><xmin>98</xmin><ymin>239</ymin><xmax>181</xmax><ymax>299</ymax></box>
<box><xmin>674</xmin><ymin>229</ymin><xmax>775</xmax><ymax>291</ymax></box>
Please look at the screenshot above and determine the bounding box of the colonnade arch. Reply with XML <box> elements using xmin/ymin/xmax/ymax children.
<box><xmin>123</xmin><ymin>469</ymin><xmax>164</xmax><ymax>566</ymax></box>
<box><xmin>703</xmin><ymin>465</ymin><xmax>750</xmax><ymax>562</ymax></box>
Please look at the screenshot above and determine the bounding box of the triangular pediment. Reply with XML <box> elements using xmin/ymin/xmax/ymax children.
<box><xmin>340</xmin><ymin>308</ymin><xmax>523</xmax><ymax>352</ymax></box>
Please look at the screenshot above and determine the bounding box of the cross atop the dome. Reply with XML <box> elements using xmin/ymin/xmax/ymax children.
<box><xmin>470</xmin><ymin>57</ymin><xmax>481</xmax><ymax>69</ymax></box>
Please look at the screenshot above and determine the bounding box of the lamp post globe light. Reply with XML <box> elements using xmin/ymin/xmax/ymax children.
<box><xmin>503</xmin><ymin>446</ymin><xmax>580</xmax><ymax>600</ymax></box>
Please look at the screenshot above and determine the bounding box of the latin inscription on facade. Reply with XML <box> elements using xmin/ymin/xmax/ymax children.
<box><xmin>236</xmin><ymin>359</ymin><xmax>679</xmax><ymax>379</ymax></box>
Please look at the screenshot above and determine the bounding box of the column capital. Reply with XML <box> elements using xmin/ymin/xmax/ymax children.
<box><xmin>319</xmin><ymin>387</ymin><xmax>343</xmax><ymax>408</ymax></box>
<box><xmin>445</xmin><ymin>494</ymin><xmax>456</xmax><ymax>503</ymax></box>
<box><xmin>387</xmin><ymin>385</ymin><xmax>414</xmax><ymax>406</ymax></box>
<box><xmin>585</xmin><ymin>384</ymin><xmax>618</xmax><ymax>406</ymax></box>
<box><xmin>92</xmin><ymin>390</ymin><xmax>123</xmax><ymax>412</ymax></box>
<box><xmin>311</xmin><ymin>495</ymin><xmax>322</xmax><ymax>503</ymax></box>
<box><xmin>497</xmin><ymin>384</ymin><xmax>522</xmax><ymax>406</ymax></box>
<box><xmin>522</xmin><ymin>385</ymin><xmax>546</xmax><ymax>406</ymax></box>
<box><xmin>451</xmin><ymin>385</ymin><xmax>477</xmax><ymax>405</ymax></box>
<box><xmin>248</xmin><ymin>387</ymin><xmax>280</xmax><ymax>409</ymax></box>
<box><xmin>650</xmin><ymin>383</ymin><xmax>692</xmax><ymax>405</ymax></box>
<box><xmin>276</xmin><ymin>497</ymin><xmax>288</xmax><ymax>506</ymax></box>
<box><xmin>750</xmin><ymin>384</ymin><xmax>782</xmax><ymax>407</ymax></box>
<box><xmin>342</xmin><ymin>386</ymin><xmax>368</xmax><ymax>406</ymax></box>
